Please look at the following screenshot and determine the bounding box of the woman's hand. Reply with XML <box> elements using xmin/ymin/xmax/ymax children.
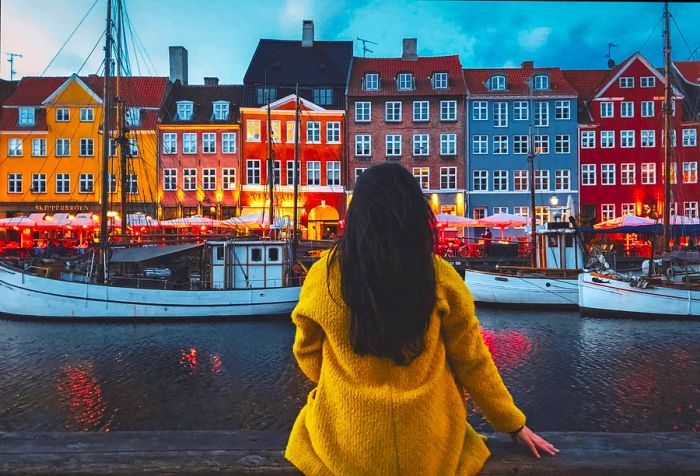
<box><xmin>512</xmin><ymin>425</ymin><xmax>559</xmax><ymax>458</ymax></box>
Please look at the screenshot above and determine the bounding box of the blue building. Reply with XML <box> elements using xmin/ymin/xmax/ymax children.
<box><xmin>464</xmin><ymin>61</ymin><xmax>579</xmax><ymax>231</ymax></box>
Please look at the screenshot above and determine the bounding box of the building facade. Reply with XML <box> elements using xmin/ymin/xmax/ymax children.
<box><xmin>464</xmin><ymin>62</ymin><xmax>579</xmax><ymax>225</ymax></box>
<box><xmin>347</xmin><ymin>39</ymin><xmax>467</xmax><ymax>216</ymax></box>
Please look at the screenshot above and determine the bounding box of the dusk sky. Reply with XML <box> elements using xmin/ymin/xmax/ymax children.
<box><xmin>2</xmin><ymin>1</ymin><xmax>699</xmax><ymax>83</ymax></box>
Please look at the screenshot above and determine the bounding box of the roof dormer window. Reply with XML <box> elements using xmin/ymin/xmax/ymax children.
<box><xmin>397</xmin><ymin>73</ymin><xmax>414</xmax><ymax>91</ymax></box>
<box><xmin>125</xmin><ymin>107</ymin><xmax>140</xmax><ymax>126</ymax></box>
<box><xmin>18</xmin><ymin>107</ymin><xmax>35</xmax><ymax>126</ymax></box>
<box><xmin>176</xmin><ymin>101</ymin><xmax>193</xmax><ymax>121</ymax></box>
<box><xmin>364</xmin><ymin>73</ymin><xmax>379</xmax><ymax>90</ymax></box>
<box><xmin>432</xmin><ymin>72</ymin><xmax>448</xmax><ymax>89</ymax></box>
<box><xmin>212</xmin><ymin>101</ymin><xmax>229</xmax><ymax>120</ymax></box>
<box><xmin>533</xmin><ymin>74</ymin><xmax>550</xmax><ymax>90</ymax></box>
<box><xmin>489</xmin><ymin>75</ymin><xmax>506</xmax><ymax>91</ymax></box>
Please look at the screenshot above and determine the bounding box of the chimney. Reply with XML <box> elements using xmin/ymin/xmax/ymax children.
<box><xmin>302</xmin><ymin>20</ymin><xmax>314</xmax><ymax>47</ymax></box>
<box><xmin>521</xmin><ymin>60</ymin><xmax>534</xmax><ymax>69</ymax></box>
<box><xmin>204</xmin><ymin>77</ymin><xmax>219</xmax><ymax>87</ymax></box>
<box><xmin>402</xmin><ymin>38</ymin><xmax>417</xmax><ymax>60</ymax></box>
<box><xmin>169</xmin><ymin>46</ymin><xmax>188</xmax><ymax>85</ymax></box>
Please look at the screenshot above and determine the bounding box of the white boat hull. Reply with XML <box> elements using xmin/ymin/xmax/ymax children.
<box><xmin>579</xmin><ymin>272</ymin><xmax>700</xmax><ymax>318</ymax></box>
<box><xmin>464</xmin><ymin>269</ymin><xmax>579</xmax><ymax>307</ymax></box>
<box><xmin>0</xmin><ymin>264</ymin><xmax>300</xmax><ymax>320</ymax></box>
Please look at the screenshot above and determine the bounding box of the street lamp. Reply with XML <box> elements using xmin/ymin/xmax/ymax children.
<box><xmin>550</xmin><ymin>195</ymin><xmax>559</xmax><ymax>207</ymax></box>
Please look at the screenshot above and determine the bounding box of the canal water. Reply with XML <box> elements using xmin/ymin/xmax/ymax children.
<box><xmin>0</xmin><ymin>309</ymin><xmax>698</xmax><ymax>433</ymax></box>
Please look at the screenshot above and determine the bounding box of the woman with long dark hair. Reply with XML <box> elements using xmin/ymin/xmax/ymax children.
<box><xmin>286</xmin><ymin>163</ymin><xmax>556</xmax><ymax>475</ymax></box>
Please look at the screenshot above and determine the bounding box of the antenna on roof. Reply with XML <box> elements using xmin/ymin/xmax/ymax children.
<box><xmin>6</xmin><ymin>52</ymin><xmax>23</xmax><ymax>80</ymax></box>
<box><xmin>604</xmin><ymin>43</ymin><xmax>618</xmax><ymax>69</ymax></box>
<box><xmin>356</xmin><ymin>37</ymin><xmax>377</xmax><ymax>58</ymax></box>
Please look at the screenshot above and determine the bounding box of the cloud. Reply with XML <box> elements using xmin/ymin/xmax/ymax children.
<box><xmin>518</xmin><ymin>27</ymin><xmax>552</xmax><ymax>51</ymax></box>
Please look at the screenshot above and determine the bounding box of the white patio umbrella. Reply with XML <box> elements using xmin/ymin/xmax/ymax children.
<box><xmin>594</xmin><ymin>215</ymin><xmax>656</xmax><ymax>229</ymax></box>
<box><xmin>160</xmin><ymin>215</ymin><xmax>227</xmax><ymax>229</ymax></box>
<box><xmin>669</xmin><ymin>215</ymin><xmax>700</xmax><ymax>225</ymax></box>
<box><xmin>478</xmin><ymin>213</ymin><xmax>528</xmax><ymax>239</ymax></box>
<box><xmin>435</xmin><ymin>213</ymin><xmax>478</xmax><ymax>227</ymax></box>
<box><xmin>0</xmin><ymin>216</ymin><xmax>37</xmax><ymax>228</ymax></box>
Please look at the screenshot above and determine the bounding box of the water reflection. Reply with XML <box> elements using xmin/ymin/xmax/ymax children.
<box><xmin>480</xmin><ymin>329</ymin><xmax>533</xmax><ymax>369</ymax></box>
<box><xmin>56</xmin><ymin>363</ymin><xmax>115</xmax><ymax>431</ymax></box>
<box><xmin>179</xmin><ymin>348</ymin><xmax>224</xmax><ymax>374</ymax></box>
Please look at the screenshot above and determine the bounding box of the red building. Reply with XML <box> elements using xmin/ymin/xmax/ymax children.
<box><xmin>565</xmin><ymin>53</ymin><xmax>699</xmax><ymax>223</ymax></box>
<box><xmin>239</xmin><ymin>95</ymin><xmax>345</xmax><ymax>239</ymax></box>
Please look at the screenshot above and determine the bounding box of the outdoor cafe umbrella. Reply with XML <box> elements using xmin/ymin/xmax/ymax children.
<box><xmin>669</xmin><ymin>215</ymin><xmax>700</xmax><ymax>225</ymax></box>
<box><xmin>222</xmin><ymin>212</ymin><xmax>290</xmax><ymax>230</ymax></box>
<box><xmin>594</xmin><ymin>215</ymin><xmax>656</xmax><ymax>229</ymax></box>
<box><xmin>477</xmin><ymin>212</ymin><xmax>528</xmax><ymax>239</ymax></box>
<box><xmin>160</xmin><ymin>215</ymin><xmax>228</xmax><ymax>229</ymax></box>
<box><xmin>435</xmin><ymin>213</ymin><xmax>477</xmax><ymax>227</ymax></box>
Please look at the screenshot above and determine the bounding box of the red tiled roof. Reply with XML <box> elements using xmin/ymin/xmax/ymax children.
<box><xmin>348</xmin><ymin>55</ymin><xmax>466</xmax><ymax>96</ymax></box>
<box><xmin>0</xmin><ymin>108</ymin><xmax>47</xmax><ymax>130</ymax></box>
<box><xmin>561</xmin><ymin>69</ymin><xmax>611</xmax><ymax>100</ymax></box>
<box><xmin>674</xmin><ymin>61</ymin><xmax>700</xmax><ymax>85</ymax></box>
<box><xmin>463</xmin><ymin>66</ymin><xmax>577</xmax><ymax>96</ymax></box>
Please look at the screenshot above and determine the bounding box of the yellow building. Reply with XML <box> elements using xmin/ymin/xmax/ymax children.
<box><xmin>0</xmin><ymin>74</ymin><xmax>169</xmax><ymax>218</ymax></box>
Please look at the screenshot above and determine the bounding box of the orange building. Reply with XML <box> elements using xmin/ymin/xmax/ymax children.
<box><xmin>0</xmin><ymin>74</ymin><xmax>168</xmax><ymax>218</ymax></box>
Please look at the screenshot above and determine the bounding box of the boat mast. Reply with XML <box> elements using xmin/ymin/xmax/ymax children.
<box><xmin>292</xmin><ymin>84</ymin><xmax>301</xmax><ymax>260</ymax></box>
<box><xmin>116</xmin><ymin>0</ymin><xmax>128</xmax><ymax>240</ymax></box>
<box><xmin>527</xmin><ymin>129</ymin><xmax>537</xmax><ymax>267</ymax></box>
<box><xmin>662</xmin><ymin>1</ymin><xmax>672</xmax><ymax>253</ymax></box>
<box><xmin>99</xmin><ymin>0</ymin><xmax>113</xmax><ymax>282</ymax></box>
<box><xmin>266</xmin><ymin>93</ymin><xmax>275</xmax><ymax>237</ymax></box>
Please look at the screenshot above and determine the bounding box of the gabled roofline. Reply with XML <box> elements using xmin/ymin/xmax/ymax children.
<box><xmin>266</xmin><ymin>94</ymin><xmax>327</xmax><ymax>112</ymax></box>
<box><xmin>673</xmin><ymin>62</ymin><xmax>700</xmax><ymax>86</ymax></box>
<box><xmin>594</xmin><ymin>52</ymin><xmax>682</xmax><ymax>99</ymax></box>
<box><xmin>42</xmin><ymin>73</ymin><xmax>102</xmax><ymax>105</ymax></box>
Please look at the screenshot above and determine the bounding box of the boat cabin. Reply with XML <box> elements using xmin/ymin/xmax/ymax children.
<box><xmin>208</xmin><ymin>240</ymin><xmax>289</xmax><ymax>290</ymax></box>
<box><xmin>535</xmin><ymin>223</ymin><xmax>584</xmax><ymax>270</ymax></box>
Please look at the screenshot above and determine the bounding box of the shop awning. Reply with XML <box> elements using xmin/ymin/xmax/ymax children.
<box><xmin>110</xmin><ymin>243</ymin><xmax>204</xmax><ymax>263</ymax></box>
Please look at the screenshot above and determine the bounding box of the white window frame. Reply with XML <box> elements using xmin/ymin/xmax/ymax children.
<box><xmin>222</xmin><ymin>168</ymin><xmax>236</xmax><ymax>190</ymax></box>
<box><xmin>163</xmin><ymin>169</ymin><xmax>177</xmax><ymax>191</ymax></box>
<box><xmin>202</xmin><ymin>133</ymin><xmax>216</xmax><ymax>154</ymax></box>
<box><xmin>621</xmin><ymin>130</ymin><xmax>635</xmax><ymax>148</ymax></box>
<box><xmin>472</xmin><ymin>135</ymin><xmax>488</xmax><ymax>155</ymax></box>
<box><xmin>440</xmin><ymin>100</ymin><xmax>457</xmax><ymax>121</ymax></box>
<box><xmin>79</xmin><ymin>107</ymin><xmax>94</xmax><ymax>122</ymax></box>
<box><xmin>412</xmin><ymin>167</ymin><xmax>430</xmax><ymax>191</ymax></box>
<box><xmin>327</xmin><ymin>161</ymin><xmax>341</xmax><ymax>186</ymax></box>
<box><xmin>493</xmin><ymin>135</ymin><xmax>508</xmax><ymax>155</ymax></box>
<box><xmin>355</xmin><ymin>102</ymin><xmax>371</xmax><ymax>122</ymax></box>
<box><xmin>55</xmin><ymin>108</ymin><xmax>70</xmax><ymax>122</ymax></box>
<box><xmin>601</xmin><ymin>163</ymin><xmax>616</xmax><ymax>185</ymax></box>
<box><xmin>493</xmin><ymin>170</ymin><xmax>508</xmax><ymax>191</ymax></box>
<box><xmin>472</xmin><ymin>101</ymin><xmax>487</xmax><ymax>120</ymax></box>
<box><xmin>621</xmin><ymin>101</ymin><xmax>634</xmax><ymax>118</ymax></box>
<box><xmin>533</xmin><ymin>74</ymin><xmax>549</xmax><ymax>90</ymax></box>
<box><xmin>440</xmin><ymin>167</ymin><xmax>457</xmax><ymax>190</ymax></box>
<box><xmin>55</xmin><ymin>173</ymin><xmax>70</xmax><ymax>194</ymax></box>
<box><xmin>555</xmin><ymin>134</ymin><xmax>570</xmax><ymax>154</ymax></box>
<box><xmin>601</xmin><ymin>130</ymin><xmax>615</xmax><ymax>148</ymax></box>
<box><xmin>163</xmin><ymin>133</ymin><xmax>177</xmax><ymax>154</ymax></box>
<box><xmin>32</xmin><ymin>138</ymin><xmax>46</xmax><ymax>157</ymax></box>
<box><xmin>385</xmin><ymin>101</ymin><xmax>402</xmax><ymax>122</ymax></box>
<box><xmin>79</xmin><ymin>173</ymin><xmax>94</xmax><ymax>194</ymax></box>
<box><xmin>581</xmin><ymin>130</ymin><xmax>596</xmax><ymax>148</ymax></box>
<box><xmin>56</xmin><ymin>138</ymin><xmax>70</xmax><ymax>157</ymax></box>
<box><xmin>183</xmin><ymin>168</ymin><xmax>197</xmax><ymax>190</ymax></box>
<box><xmin>355</xmin><ymin>135</ymin><xmax>371</xmax><ymax>156</ymax></box>
<box><xmin>440</xmin><ymin>133</ymin><xmax>457</xmax><ymax>156</ymax></box>
<box><xmin>493</xmin><ymin>102</ymin><xmax>508</xmax><ymax>127</ymax></box>
<box><xmin>246</xmin><ymin>120</ymin><xmax>261</xmax><ymax>142</ymax></box>
<box><xmin>581</xmin><ymin>164</ymin><xmax>596</xmax><ymax>186</ymax></box>
<box><xmin>534</xmin><ymin>101</ymin><xmax>549</xmax><ymax>127</ymax></box>
<box><xmin>365</xmin><ymin>73</ymin><xmax>379</xmax><ymax>90</ymax></box>
<box><xmin>246</xmin><ymin>160</ymin><xmax>261</xmax><ymax>185</ymax></box>
<box><xmin>183</xmin><ymin>133</ymin><xmax>197</xmax><ymax>154</ymax></box>
<box><xmin>534</xmin><ymin>135</ymin><xmax>549</xmax><ymax>154</ymax></box>
<box><xmin>386</xmin><ymin>134</ymin><xmax>402</xmax><ymax>156</ymax></box>
<box><xmin>621</xmin><ymin>203</ymin><xmax>636</xmax><ymax>216</ymax></box>
<box><xmin>413</xmin><ymin>101</ymin><xmax>429</xmax><ymax>122</ymax></box>
<box><xmin>397</xmin><ymin>73</ymin><xmax>414</xmax><ymax>91</ymax></box>
<box><xmin>514</xmin><ymin>101</ymin><xmax>529</xmax><ymax>121</ymax></box>
<box><xmin>619</xmin><ymin>77</ymin><xmax>634</xmax><ymax>88</ymax></box>
<box><xmin>641</xmin><ymin>130</ymin><xmax>656</xmax><ymax>147</ymax></box>
<box><xmin>555</xmin><ymin>169</ymin><xmax>570</xmax><ymax>191</ymax></box>
<box><xmin>473</xmin><ymin>170</ymin><xmax>488</xmax><ymax>191</ymax></box>
<box><xmin>212</xmin><ymin>101</ymin><xmax>229</xmax><ymax>120</ymax></box>
<box><xmin>79</xmin><ymin>138</ymin><xmax>94</xmax><ymax>157</ymax></box>
<box><xmin>18</xmin><ymin>107</ymin><xmax>35</xmax><ymax>126</ymax></box>
<box><xmin>432</xmin><ymin>72</ymin><xmax>448</xmax><ymax>89</ymax></box>
<box><xmin>641</xmin><ymin>163</ymin><xmax>656</xmax><ymax>184</ymax></box>
<box><xmin>535</xmin><ymin>170</ymin><xmax>550</xmax><ymax>191</ymax></box>
<box><xmin>641</xmin><ymin>77</ymin><xmax>656</xmax><ymax>88</ymax></box>
<box><xmin>31</xmin><ymin>173</ymin><xmax>46</xmax><ymax>194</ymax></box>
<box><xmin>202</xmin><ymin>168</ymin><xmax>216</xmax><ymax>190</ymax></box>
<box><xmin>8</xmin><ymin>138</ymin><xmax>22</xmax><ymax>157</ymax></box>
<box><xmin>684</xmin><ymin>201</ymin><xmax>699</xmax><ymax>218</ymax></box>
<box><xmin>326</xmin><ymin>122</ymin><xmax>340</xmax><ymax>143</ymax></box>
<box><xmin>621</xmin><ymin>163</ymin><xmax>636</xmax><ymax>185</ymax></box>
<box><xmin>7</xmin><ymin>173</ymin><xmax>22</xmax><ymax>194</ymax></box>
<box><xmin>600</xmin><ymin>102</ymin><xmax>614</xmax><ymax>118</ymax></box>
<box><xmin>641</xmin><ymin>101</ymin><xmax>654</xmax><ymax>117</ymax></box>
<box><xmin>601</xmin><ymin>204</ymin><xmax>616</xmax><ymax>221</ymax></box>
<box><xmin>306</xmin><ymin>161</ymin><xmax>321</xmax><ymax>186</ymax></box>
<box><xmin>514</xmin><ymin>170</ymin><xmax>529</xmax><ymax>191</ymax></box>
<box><xmin>176</xmin><ymin>101</ymin><xmax>193</xmax><ymax>121</ymax></box>
<box><xmin>413</xmin><ymin>134</ymin><xmax>429</xmax><ymax>156</ymax></box>
<box><xmin>490</xmin><ymin>75</ymin><xmax>506</xmax><ymax>90</ymax></box>
<box><xmin>306</xmin><ymin>122</ymin><xmax>321</xmax><ymax>144</ymax></box>
<box><xmin>222</xmin><ymin>132</ymin><xmax>236</xmax><ymax>153</ymax></box>
<box><xmin>126</xmin><ymin>174</ymin><xmax>138</xmax><ymax>195</ymax></box>
<box><xmin>683</xmin><ymin>162</ymin><xmax>698</xmax><ymax>184</ymax></box>
<box><xmin>513</xmin><ymin>135</ymin><xmax>528</xmax><ymax>154</ymax></box>
<box><xmin>683</xmin><ymin>128</ymin><xmax>697</xmax><ymax>147</ymax></box>
<box><xmin>554</xmin><ymin>100</ymin><xmax>570</xmax><ymax>120</ymax></box>
<box><xmin>125</xmin><ymin>108</ymin><xmax>140</xmax><ymax>126</ymax></box>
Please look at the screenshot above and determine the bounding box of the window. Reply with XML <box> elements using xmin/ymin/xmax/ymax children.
<box><xmin>514</xmin><ymin>206</ymin><xmax>529</xmax><ymax>220</ymax></box>
<box><xmin>413</xmin><ymin>167</ymin><xmax>430</xmax><ymax>190</ymax></box>
<box><xmin>108</xmin><ymin>174</ymin><xmax>117</xmax><ymax>193</ymax></box>
<box><xmin>246</xmin><ymin>120</ymin><xmax>261</xmax><ymax>142</ymax></box>
<box><xmin>326</xmin><ymin>122</ymin><xmax>340</xmax><ymax>143</ymax></box>
<box><xmin>489</xmin><ymin>75</ymin><xmax>506</xmax><ymax>90</ymax></box>
<box><xmin>621</xmin><ymin>130</ymin><xmax>635</xmax><ymax>148</ymax></box>
<box><xmin>163</xmin><ymin>133</ymin><xmax>177</xmax><ymax>153</ymax></box>
<box><xmin>440</xmin><ymin>100</ymin><xmax>457</xmax><ymax>121</ymax></box>
<box><xmin>183</xmin><ymin>133</ymin><xmax>197</xmax><ymax>153</ymax></box>
<box><xmin>685</xmin><ymin>202</ymin><xmax>699</xmax><ymax>218</ymax></box>
<box><xmin>683</xmin><ymin>129</ymin><xmax>697</xmax><ymax>147</ymax></box>
<box><xmin>125</xmin><ymin>108</ymin><xmax>140</xmax><ymax>126</ymax></box>
<box><xmin>79</xmin><ymin>138</ymin><xmax>94</xmax><ymax>157</ymax></box>
<box><xmin>197</xmin><ymin>133</ymin><xmax>214</xmax><ymax>154</ymax></box>
<box><xmin>126</xmin><ymin>174</ymin><xmax>138</xmax><ymax>194</ymax></box>
<box><xmin>472</xmin><ymin>135</ymin><xmax>488</xmax><ymax>154</ymax></box>
<box><xmin>306</xmin><ymin>161</ymin><xmax>320</xmax><ymax>185</ymax></box>
<box><xmin>386</xmin><ymin>135</ymin><xmax>402</xmax><ymax>156</ymax></box>
<box><xmin>493</xmin><ymin>135</ymin><xmax>508</xmax><ymax>154</ymax></box>
<box><xmin>183</xmin><ymin>169</ymin><xmax>197</xmax><ymax>190</ymax></box>
<box><xmin>514</xmin><ymin>170</ymin><xmax>529</xmax><ymax>191</ymax></box>
<box><xmin>555</xmin><ymin>100</ymin><xmax>570</xmax><ymax>120</ymax></box>
<box><xmin>398</xmin><ymin>73</ymin><xmax>414</xmax><ymax>90</ymax></box>
<box><xmin>19</xmin><ymin>107</ymin><xmax>35</xmax><ymax>126</ymax></box>
<box><xmin>493</xmin><ymin>102</ymin><xmax>507</xmax><ymax>127</ymax></box>
<box><xmin>327</xmin><ymin>161</ymin><xmax>341</xmax><ymax>186</ymax></box>
<box><xmin>201</xmin><ymin>168</ymin><xmax>215</xmax><ymax>190</ymax></box>
<box><xmin>286</xmin><ymin>161</ymin><xmax>300</xmax><ymax>186</ymax></box>
<box><xmin>79</xmin><ymin>173</ymin><xmax>93</xmax><ymax>193</ymax></box>
<box><xmin>355</xmin><ymin>135</ymin><xmax>371</xmax><ymax>156</ymax></box>
<box><xmin>601</xmin><ymin>204</ymin><xmax>615</xmax><ymax>221</ymax></box>
<box><xmin>32</xmin><ymin>138</ymin><xmax>46</xmax><ymax>157</ymax></box>
<box><xmin>581</xmin><ymin>130</ymin><xmax>595</xmax><ymax>148</ymax></box>
<box><xmin>364</xmin><ymin>73</ymin><xmax>379</xmax><ymax>90</ymax></box>
<box><xmin>683</xmin><ymin>162</ymin><xmax>698</xmax><ymax>183</ymax></box>
<box><xmin>621</xmin><ymin>163</ymin><xmax>636</xmax><ymax>185</ymax></box>
<box><xmin>286</xmin><ymin>121</ymin><xmax>296</xmax><ymax>143</ymax></box>
<box><xmin>472</xmin><ymin>101</ymin><xmax>487</xmax><ymax>120</ymax></box>
<box><xmin>506</xmin><ymin>135</ymin><xmax>526</xmax><ymax>155</ymax></box>
<box><xmin>621</xmin><ymin>203</ymin><xmax>636</xmax><ymax>216</ymax></box>
<box><xmin>533</xmin><ymin>75</ymin><xmax>549</xmax><ymax>90</ymax></box>
<box><xmin>534</xmin><ymin>101</ymin><xmax>549</xmax><ymax>126</ymax></box>
<box><xmin>8</xmin><ymin>138</ymin><xmax>22</xmax><ymax>156</ymax></box>
<box><xmin>217</xmin><ymin>168</ymin><xmax>234</xmax><ymax>190</ymax></box>
<box><xmin>212</xmin><ymin>102</ymin><xmax>229</xmax><ymax>120</ymax></box>
<box><xmin>641</xmin><ymin>76</ymin><xmax>656</xmax><ymax>88</ymax></box>
<box><xmin>641</xmin><ymin>163</ymin><xmax>656</xmax><ymax>184</ymax></box>
<box><xmin>555</xmin><ymin>135</ymin><xmax>570</xmax><ymax>154</ymax></box>
<box><xmin>473</xmin><ymin>208</ymin><xmax>487</xmax><ymax>220</ymax></box>
<box><xmin>535</xmin><ymin>170</ymin><xmax>549</xmax><ymax>191</ymax></box>
<box><xmin>270</xmin><ymin>120</ymin><xmax>283</xmax><ymax>144</ymax></box>
<box><xmin>306</xmin><ymin>122</ymin><xmax>321</xmax><ymax>143</ymax></box>
<box><xmin>313</xmin><ymin>88</ymin><xmax>333</xmax><ymax>106</ymax></box>
<box><xmin>581</xmin><ymin>164</ymin><xmax>596</xmax><ymax>185</ymax></box>
<box><xmin>473</xmin><ymin>170</ymin><xmax>488</xmax><ymax>191</ymax></box>
<box><xmin>621</xmin><ymin>101</ymin><xmax>634</xmax><ymax>118</ymax></box>
<box><xmin>176</xmin><ymin>101</ymin><xmax>193</xmax><ymax>120</ymax></box>
<box><xmin>601</xmin><ymin>164</ymin><xmax>616</xmax><ymax>185</ymax></box>
<box><xmin>55</xmin><ymin>108</ymin><xmax>69</xmax><ymax>122</ymax></box>
<box><xmin>355</xmin><ymin>102</ymin><xmax>371</xmax><ymax>122</ymax></box>
<box><xmin>413</xmin><ymin>134</ymin><xmax>429</xmax><ymax>156</ymax></box>
<box><xmin>79</xmin><ymin>108</ymin><xmax>93</xmax><ymax>122</ymax></box>
<box><xmin>493</xmin><ymin>206</ymin><xmax>508</xmax><ymax>215</ymax></box>
<box><xmin>7</xmin><ymin>173</ymin><xmax>22</xmax><ymax>193</ymax></box>
<box><xmin>246</xmin><ymin>160</ymin><xmax>260</xmax><ymax>185</ymax></box>
<box><xmin>493</xmin><ymin>170</ymin><xmax>508</xmax><ymax>191</ymax></box>
<box><xmin>354</xmin><ymin>168</ymin><xmax>367</xmax><ymax>182</ymax></box>
<box><xmin>56</xmin><ymin>138</ymin><xmax>70</xmax><ymax>157</ymax></box>
<box><xmin>534</xmin><ymin>135</ymin><xmax>549</xmax><ymax>154</ymax></box>
<box><xmin>128</xmin><ymin>139</ymin><xmax>138</xmax><ymax>157</ymax></box>
<box><xmin>440</xmin><ymin>167</ymin><xmax>457</xmax><ymax>190</ymax></box>
<box><xmin>31</xmin><ymin>174</ymin><xmax>46</xmax><ymax>194</ymax></box>
<box><xmin>432</xmin><ymin>72</ymin><xmax>448</xmax><ymax>89</ymax></box>
<box><xmin>413</xmin><ymin>101</ymin><xmax>429</xmax><ymax>121</ymax></box>
<box><xmin>641</xmin><ymin>130</ymin><xmax>656</xmax><ymax>147</ymax></box>
<box><xmin>272</xmin><ymin>161</ymin><xmax>283</xmax><ymax>187</ymax></box>
<box><xmin>514</xmin><ymin>101</ymin><xmax>528</xmax><ymax>121</ymax></box>
<box><xmin>55</xmin><ymin>173</ymin><xmax>70</xmax><ymax>193</ymax></box>
<box><xmin>440</xmin><ymin>134</ymin><xmax>457</xmax><ymax>156</ymax></box>
<box><xmin>668</xmin><ymin>162</ymin><xmax>678</xmax><ymax>184</ymax></box>
<box><xmin>600</xmin><ymin>102</ymin><xmax>614</xmax><ymax>118</ymax></box>
<box><xmin>601</xmin><ymin>130</ymin><xmax>615</xmax><ymax>148</ymax></box>
<box><xmin>555</xmin><ymin>170</ymin><xmax>571</xmax><ymax>191</ymax></box>
<box><xmin>385</xmin><ymin>101</ymin><xmax>402</xmax><ymax>122</ymax></box>
<box><xmin>256</xmin><ymin>87</ymin><xmax>276</xmax><ymax>105</ymax></box>
<box><xmin>641</xmin><ymin>101</ymin><xmax>654</xmax><ymax>117</ymax></box>
<box><xmin>619</xmin><ymin>77</ymin><xmax>634</xmax><ymax>88</ymax></box>
<box><xmin>222</xmin><ymin>132</ymin><xmax>236</xmax><ymax>153</ymax></box>
<box><xmin>163</xmin><ymin>169</ymin><xmax>177</xmax><ymax>191</ymax></box>
<box><xmin>536</xmin><ymin>206</ymin><xmax>551</xmax><ymax>224</ymax></box>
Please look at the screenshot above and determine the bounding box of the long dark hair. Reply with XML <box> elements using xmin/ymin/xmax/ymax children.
<box><xmin>328</xmin><ymin>163</ymin><xmax>438</xmax><ymax>365</ymax></box>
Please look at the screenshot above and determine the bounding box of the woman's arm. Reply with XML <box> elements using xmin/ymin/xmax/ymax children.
<box><xmin>291</xmin><ymin>310</ymin><xmax>323</xmax><ymax>383</ymax></box>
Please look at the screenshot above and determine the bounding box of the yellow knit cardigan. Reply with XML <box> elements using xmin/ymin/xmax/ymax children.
<box><xmin>285</xmin><ymin>253</ymin><xmax>526</xmax><ymax>476</ymax></box>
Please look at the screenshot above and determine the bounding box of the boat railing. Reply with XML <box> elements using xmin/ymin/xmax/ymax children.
<box><xmin>106</xmin><ymin>275</ymin><xmax>305</xmax><ymax>290</ymax></box>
